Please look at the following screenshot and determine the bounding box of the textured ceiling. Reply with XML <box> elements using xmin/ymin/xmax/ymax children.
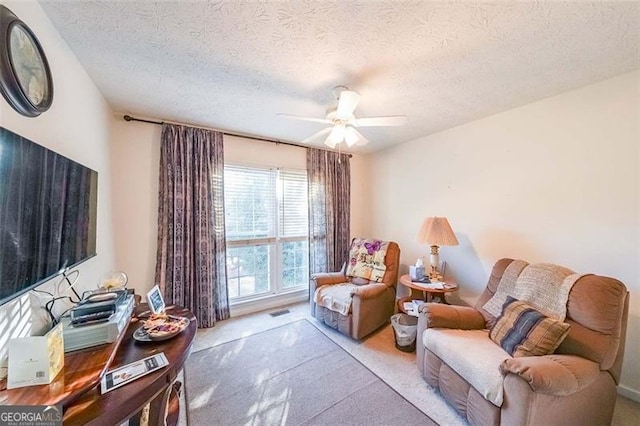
<box><xmin>40</xmin><ymin>1</ymin><xmax>639</xmax><ymax>152</ymax></box>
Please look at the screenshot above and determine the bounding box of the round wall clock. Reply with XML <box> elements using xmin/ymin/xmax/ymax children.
<box><xmin>0</xmin><ymin>5</ymin><xmax>53</xmax><ymax>117</ymax></box>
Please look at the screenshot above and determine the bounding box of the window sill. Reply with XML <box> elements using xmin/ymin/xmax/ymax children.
<box><xmin>229</xmin><ymin>288</ymin><xmax>308</xmax><ymax>318</ymax></box>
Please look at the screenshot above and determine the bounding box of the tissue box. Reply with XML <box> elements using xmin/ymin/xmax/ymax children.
<box><xmin>409</xmin><ymin>265</ymin><xmax>425</xmax><ymax>280</ymax></box>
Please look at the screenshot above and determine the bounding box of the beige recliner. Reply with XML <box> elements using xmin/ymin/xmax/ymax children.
<box><xmin>416</xmin><ymin>258</ymin><xmax>629</xmax><ymax>425</ymax></box>
<box><xmin>310</xmin><ymin>240</ymin><xmax>400</xmax><ymax>340</ymax></box>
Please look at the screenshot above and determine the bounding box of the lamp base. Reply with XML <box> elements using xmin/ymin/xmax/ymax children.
<box><xmin>429</xmin><ymin>271</ymin><xmax>444</xmax><ymax>281</ymax></box>
<box><xmin>429</xmin><ymin>246</ymin><xmax>442</xmax><ymax>280</ymax></box>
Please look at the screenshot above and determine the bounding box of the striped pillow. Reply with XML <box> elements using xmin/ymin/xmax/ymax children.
<box><xmin>490</xmin><ymin>296</ymin><xmax>571</xmax><ymax>357</ymax></box>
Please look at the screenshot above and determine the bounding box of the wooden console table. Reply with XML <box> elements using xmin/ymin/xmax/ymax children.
<box><xmin>0</xmin><ymin>314</ymin><xmax>132</xmax><ymax>406</ymax></box>
<box><xmin>63</xmin><ymin>305</ymin><xmax>196</xmax><ymax>425</ymax></box>
<box><xmin>0</xmin><ymin>303</ymin><xmax>196</xmax><ymax>426</ymax></box>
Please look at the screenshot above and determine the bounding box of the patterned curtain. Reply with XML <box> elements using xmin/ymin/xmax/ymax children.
<box><xmin>307</xmin><ymin>148</ymin><xmax>351</xmax><ymax>275</ymax></box>
<box><xmin>155</xmin><ymin>124</ymin><xmax>229</xmax><ymax>328</ymax></box>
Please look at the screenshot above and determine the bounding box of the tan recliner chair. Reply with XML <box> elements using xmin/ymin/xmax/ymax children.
<box><xmin>310</xmin><ymin>240</ymin><xmax>400</xmax><ymax>340</ymax></box>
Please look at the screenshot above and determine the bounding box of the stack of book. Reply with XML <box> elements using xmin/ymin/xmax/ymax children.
<box><xmin>70</xmin><ymin>290</ymin><xmax>128</xmax><ymax>326</ymax></box>
<box><xmin>412</xmin><ymin>279</ymin><xmax>446</xmax><ymax>290</ymax></box>
<box><xmin>62</xmin><ymin>294</ymin><xmax>134</xmax><ymax>352</ymax></box>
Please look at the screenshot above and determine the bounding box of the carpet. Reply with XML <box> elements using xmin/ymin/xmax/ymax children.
<box><xmin>185</xmin><ymin>319</ymin><xmax>437</xmax><ymax>425</ymax></box>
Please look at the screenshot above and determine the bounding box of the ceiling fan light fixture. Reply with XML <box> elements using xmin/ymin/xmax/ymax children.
<box><xmin>327</xmin><ymin>123</ymin><xmax>346</xmax><ymax>144</ymax></box>
<box><xmin>344</xmin><ymin>127</ymin><xmax>359</xmax><ymax>147</ymax></box>
<box><xmin>323</xmin><ymin>135</ymin><xmax>338</xmax><ymax>149</ymax></box>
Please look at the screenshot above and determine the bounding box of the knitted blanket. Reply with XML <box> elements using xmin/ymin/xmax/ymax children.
<box><xmin>345</xmin><ymin>238</ymin><xmax>389</xmax><ymax>283</ymax></box>
<box><xmin>482</xmin><ymin>261</ymin><xmax>585</xmax><ymax>321</ymax></box>
<box><xmin>314</xmin><ymin>283</ymin><xmax>358</xmax><ymax>316</ymax></box>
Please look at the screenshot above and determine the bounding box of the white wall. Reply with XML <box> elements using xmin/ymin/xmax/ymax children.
<box><xmin>349</xmin><ymin>153</ymin><xmax>370</xmax><ymax>240</ymax></box>
<box><xmin>0</xmin><ymin>1</ymin><xmax>116</xmax><ymax>378</ymax></box>
<box><xmin>368</xmin><ymin>71</ymin><xmax>640</xmax><ymax>398</ymax></box>
<box><xmin>110</xmin><ymin>122</ymin><xmax>370</xmax><ymax>296</ymax></box>
<box><xmin>110</xmin><ymin>118</ymin><xmax>161</xmax><ymax>296</ymax></box>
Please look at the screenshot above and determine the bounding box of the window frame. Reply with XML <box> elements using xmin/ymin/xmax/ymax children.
<box><xmin>224</xmin><ymin>163</ymin><xmax>309</xmax><ymax>303</ymax></box>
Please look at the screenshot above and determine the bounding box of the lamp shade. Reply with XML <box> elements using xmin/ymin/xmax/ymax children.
<box><xmin>417</xmin><ymin>217</ymin><xmax>459</xmax><ymax>246</ymax></box>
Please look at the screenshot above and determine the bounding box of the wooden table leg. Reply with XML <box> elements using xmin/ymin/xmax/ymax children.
<box><xmin>165</xmin><ymin>381</ymin><xmax>182</xmax><ymax>426</ymax></box>
<box><xmin>147</xmin><ymin>379</ymin><xmax>181</xmax><ymax>426</ymax></box>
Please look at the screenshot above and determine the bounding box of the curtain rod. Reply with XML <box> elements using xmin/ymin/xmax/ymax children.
<box><xmin>122</xmin><ymin>114</ymin><xmax>353</xmax><ymax>158</ymax></box>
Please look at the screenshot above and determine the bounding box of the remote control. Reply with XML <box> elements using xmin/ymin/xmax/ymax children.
<box><xmin>81</xmin><ymin>292</ymin><xmax>119</xmax><ymax>304</ymax></box>
<box><xmin>72</xmin><ymin>311</ymin><xmax>113</xmax><ymax>324</ymax></box>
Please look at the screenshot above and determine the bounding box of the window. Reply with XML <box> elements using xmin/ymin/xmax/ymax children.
<box><xmin>224</xmin><ymin>165</ymin><xmax>309</xmax><ymax>301</ymax></box>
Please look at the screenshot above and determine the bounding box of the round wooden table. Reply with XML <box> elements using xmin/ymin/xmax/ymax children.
<box><xmin>397</xmin><ymin>274</ymin><xmax>458</xmax><ymax>313</ymax></box>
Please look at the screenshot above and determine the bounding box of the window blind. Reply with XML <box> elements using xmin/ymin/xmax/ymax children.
<box><xmin>279</xmin><ymin>169</ymin><xmax>308</xmax><ymax>239</ymax></box>
<box><xmin>224</xmin><ymin>164</ymin><xmax>309</xmax><ymax>300</ymax></box>
<box><xmin>224</xmin><ymin>165</ymin><xmax>276</xmax><ymax>242</ymax></box>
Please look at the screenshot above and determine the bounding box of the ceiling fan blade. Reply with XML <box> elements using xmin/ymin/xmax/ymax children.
<box><xmin>344</xmin><ymin>127</ymin><xmax>369</xmax><ymax>147</ymax></box>
<box><xmin>336</xmin><ymin>90</ymin><xmax>361</xmax><ymax>119</ymax></box>
<box><xmin>353</xmin><ymin>115</ymin><xmax>408</xmax><ymax>127</ymax></box>
<box><xmin>301</xmin><ymin>127</ymin><xmax>332</xmax><ymax>144</ymax></box>
<box><xmin>277</xmin><ymin>113</ymin><xmax>332</xmax><ymax>124</ymax></box>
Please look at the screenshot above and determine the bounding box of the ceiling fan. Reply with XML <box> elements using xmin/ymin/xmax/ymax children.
<box><xmin>278</xmin><ymin>86</ymin><xmax>408</xmax><ymax>149</ymax></box>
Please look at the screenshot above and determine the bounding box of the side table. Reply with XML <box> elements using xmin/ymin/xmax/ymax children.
<box><xmin>397</xmin><ymin>274</ymin><xmax>458</xmax><ymax>313</ymax></box>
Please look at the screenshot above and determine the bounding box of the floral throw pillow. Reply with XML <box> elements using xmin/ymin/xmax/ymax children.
<box><xmin>345</xmin><ymin>238</ymin><xmax>389</xmax><ymax>283</ymax></box>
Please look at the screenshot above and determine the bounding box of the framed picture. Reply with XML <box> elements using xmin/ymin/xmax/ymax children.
<box><xmin>146</xmin><ymin>285</ymin><xmax>165</xmax><ymax>314</ymax></box>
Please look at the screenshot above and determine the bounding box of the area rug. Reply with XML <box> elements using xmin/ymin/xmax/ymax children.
<box><xmin>184</xmin><ymin>319</ymin><xmax>437</xmax><ymax>425</ymax></box>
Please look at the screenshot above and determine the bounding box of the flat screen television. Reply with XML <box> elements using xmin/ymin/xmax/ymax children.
<box><xmin>0</xmin><ymin>127</ymin><xmax>98</xmax><ymax>306</ymax></box>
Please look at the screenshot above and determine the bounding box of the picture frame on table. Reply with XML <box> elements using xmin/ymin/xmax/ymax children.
<box><xmin>146</xmin><ymin>285</ymin><xmax>166</xmax><ymax>314</ymax></box>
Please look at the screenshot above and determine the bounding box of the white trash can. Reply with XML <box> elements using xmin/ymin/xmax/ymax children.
<box><xmin>391</xmin><ymin>313</ymin><xmax>418</xmax><ymax>352</ymax></box>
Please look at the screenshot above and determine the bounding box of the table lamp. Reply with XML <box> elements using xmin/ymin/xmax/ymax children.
<box><xmin>417</xmin><ymin>217</ymin><xmax>459</xmax><ymax>280</ymax></box>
